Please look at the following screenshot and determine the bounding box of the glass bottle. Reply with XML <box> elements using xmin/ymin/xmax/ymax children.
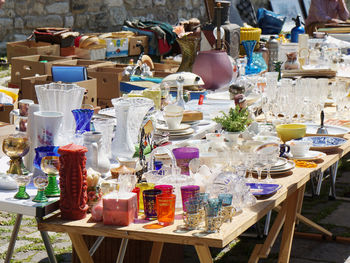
<box><xmin>175</xmin><ymin>76</ymin><xmax>186</xmax><ymax>109</ymax></box>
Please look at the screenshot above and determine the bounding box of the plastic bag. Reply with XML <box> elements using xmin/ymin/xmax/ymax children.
<box><xmin>257</xmin><ymin>8</ymin><xmax>286</xmax><ymax>35</ymax></box>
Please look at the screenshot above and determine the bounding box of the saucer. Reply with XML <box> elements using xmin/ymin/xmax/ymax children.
<box><xmin>290</xmin><ymin>150</ymin><xmax>326</xmax><ymax>161</ymax></box>
<box><xmin>169</xmin><ymin>128</ymin><xmax>194</xmax><ymax>138</ymax></box>
<box><xmin>272</xmin><ymin>157</ymin><xmax>288</xmax><ymax>168</ymax></box>
<box><xmin>157</xmin><ymin>124</ymin><xmax>191</xmax><ymax>132</ymax></box>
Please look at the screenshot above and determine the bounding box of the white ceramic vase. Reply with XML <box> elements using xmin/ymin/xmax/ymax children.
<box><xmin>34</xmin><ymin>111</ymin><xmax>63</xmax><ymax>147</ymax></box>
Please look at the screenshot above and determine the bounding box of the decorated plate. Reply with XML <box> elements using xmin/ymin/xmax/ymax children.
<box><xmin>301</xmin><ymin>136</ymin><xmax>347</xmax><ymax>151</ymax></box>
<box><xmin>304</xmin><ymin>123</ymin><xmax>350</xmax><ymax>137</ymax></box>
<box><xmin>290</xmin><ymin>150</ymin><xmax>326</xmax><ymax>161</ymax></box>
<box><xmin>247</xmin><ymin>183</ymin><xmax>281</xmax><ymax>196</ymax></box>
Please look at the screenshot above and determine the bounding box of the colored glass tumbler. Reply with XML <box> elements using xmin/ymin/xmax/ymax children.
<box><xmin>180</xmin><ymin>185</ymin><xmax>200</xmax><ymax>212</ymax></box>
<box><xmin>72</xmin><ymin>109</ymin><xmax>94</xmax><ymax>134</ymax></box>
<box><xmin>154</xmin><ymin>185</ymin><xmax>173</xmax><ymax>195</ymax></box>
<box><xmin>218</xmin><ymin>193</ymin><xmax>233</xmax><ymax>206</ymax></box>
<box><xmin>143</xmin><ymin>189</ymin><xmax>162</xmax><ymax>220</ymax></box>
<box><xmin>136</xmin><ymin>182</ymin><xmax>155</xmax><ymax>212</ymax></box>
<box><xmin>132</xmin><ymin>187</ymin><xmax>140</xmax><ymax>213</ymax></box>
<box><xmin>205</xmin><ymin>198</ymin><xmax>222</xmax><ymax>217</ymax></box>
<box><xmin>156</xmin><ymin>194</ymin><xmax>176</xmax><ymax>226</ymax></box>
<box><xmin>172</xmin><ymin>147</ymin><xmax>199</xmax><ymax>175</ymax></box>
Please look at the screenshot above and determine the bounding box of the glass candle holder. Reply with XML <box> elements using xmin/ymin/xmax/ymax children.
<box><xmin>154</xmin><ymin>185</ymin><xmax>173</xmax><ymax>195</ymax></box>
<box><xmin>143</xmin><ymin>189</ymin><xmax>162</xmax><ymax>220</ymax></box>
<box><xmin>180</xmin><ymin>185</ymin><xmax>200</xmax><ymax>212</ymax></box>
<box><xmin>156</xmin><ymin>194</ymin><xmax>176</xmax><ymax>226</ymax></box>
<box><xmin>136</xmin><ymin>182</ymin><xmax>155</xmax><ymax>212</ymax></box>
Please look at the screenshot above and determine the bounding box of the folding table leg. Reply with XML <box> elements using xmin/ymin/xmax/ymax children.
<box><xmin>329</xmin><ymin>161</ymin><xmax>339</xmax><ymax>199</ymax></box>
<box><xmin>116</xmin><ymin>238</ymin><xmax>128</xmax><ymax>263</ymax></box>
<box><xmin>264</xmin><ymin>211</ymin><xmax>272</xmax><ymax>236</ymax></box>
<box><xmin>89</xmin><ymin>236</ymin><xmax>104</xmax><ymax>256</ymax></box>
<box><xmin>149</xmin><ymin>242</ymin><xmax>164</xmax><ymax>263</ymax></box>
<box><xmin>36</xmin><ymin>217</ymin><xmax>57</xmax><ymax>263</ymax></box>
<box><xmin>316</xmin><ymin>171</ymin><xmax>324</xmax><ymax>196</ymax></box>
<box><xmin>5</xmin><ymin>214</ymin><xmax>22</xmax><ymax>263</ymax></box>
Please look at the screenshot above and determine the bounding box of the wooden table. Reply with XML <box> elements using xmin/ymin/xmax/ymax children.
<box><xmin>38</xmin><ymin>135</ymin><xmax>350</xmax><ymax>263</ymax></box>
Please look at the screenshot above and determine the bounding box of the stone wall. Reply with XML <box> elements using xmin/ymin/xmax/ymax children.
<box><xmin>0</xmin><ymin>0</ymin><xmax>207</xmax><ymax>54</ymax></box>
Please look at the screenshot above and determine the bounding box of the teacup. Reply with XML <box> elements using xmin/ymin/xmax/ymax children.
<box><xmin>286</xmin><ymin>139</ymin><xmax>313</xmax><ymax>157</ymax></box>
<box><xmin>164</xmin><ymin>105</ymin><xmax>184</xmax><ymax>129</ymax></box>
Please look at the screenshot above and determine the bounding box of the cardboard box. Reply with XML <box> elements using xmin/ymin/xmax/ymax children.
<box><xmin>88</xmin><ymin>66</ymin><xmax>123</xmax><ymax>100</ymax></box>
<box><xmin>20</xmin><ymin>75</ymin><xmax>97</xmax><ymax>107</ymax></box>
<box><xmin>97</xmin><ymin>98</ymin><xmax>112</xmax><ymax>109</ymax></box>
<box><xmin>7</xmin><ymin>41</ymin><xmax>60</xmax><ymax>63</ymax></box>
<box><xmin>128</xmin><ymin>36</ymin><xmax>148</xmax><ymax>56</ymax></box>
<box><xmin>60</xmin><ymin>46</ymin><xmax>76</xmax><ymax>57</ymax></box>
<box><xmin>105</xmin><ymin>38</ymin><xmax>128</xmax><ymax>58</ymax></box>
<box><xmin>75</xmin><ymin>47</ymin><xmax>107</xmax><ymax>60</ymax></box>
<box><xmin>0</xmin><ymin>104</ymin><xmax>14</xmax><ymax>123</ymax></box>
<box><xmin>11</xmin><ymin>55</ymin><xmax>72</xmax><ymax>84</ymax></box>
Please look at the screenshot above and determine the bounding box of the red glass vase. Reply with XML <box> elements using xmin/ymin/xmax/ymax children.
<box><xmin>58</xmin><ymin>143</ymin><xmax>88</xmax><ymax>220</ymax></box>
<box><xmin>192</xmin><ymin>50</ymin><xmax>233</xmax><ymax>91</ymax></box>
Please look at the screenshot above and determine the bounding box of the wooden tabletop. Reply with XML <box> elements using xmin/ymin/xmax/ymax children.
<box><xmin>37</xmin><ymin>134</ymin><xmax>350</xmax><ymax>249</ymax></box>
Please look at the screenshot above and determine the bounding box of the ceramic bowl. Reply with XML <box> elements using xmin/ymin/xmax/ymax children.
<box><xmin>276</xmin><ymin>124</ymin><xmax>306</xmax><ymax>142</ymax></box>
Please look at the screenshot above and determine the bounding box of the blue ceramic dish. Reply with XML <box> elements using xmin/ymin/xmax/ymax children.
<box><xmin>300</xmin><ymin>136</ymin><xmax>347</xmax><ymax>150</ymax></box>
<box><xmin>246</xmin><ymin>183</ymin><xmax>281</xmax><ymax>196</ymax></box>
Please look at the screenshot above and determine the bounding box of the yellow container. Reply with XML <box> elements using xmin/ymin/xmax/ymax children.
<box><xmin>276</xmin><ymin>124</ymin><xmax>307</xmax><ymax>143</ymax></box>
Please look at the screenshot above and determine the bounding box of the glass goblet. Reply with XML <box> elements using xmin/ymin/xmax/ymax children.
<box><xmin>12</xmin><ymin>173</ymin><xmax>32</xmax><ymax>199</ymax></box>
<box><xmin>253</xmin><ymin>152</ymin><xmax>267</xmax><ymax>183</ymax></box>
<box><xmin>32</xmin><ymin>175</ymin><xmax>49</xmax><ymax>203</ymax></box>
<box><xmin>41</xmin><ymin>156</ymin><xmax>60</xmax><ymax>197</ymax></box>
<box><xmin>256</xmin><ymin>143</ymin><xmax>280</xmax><ymax>183</ymax></box>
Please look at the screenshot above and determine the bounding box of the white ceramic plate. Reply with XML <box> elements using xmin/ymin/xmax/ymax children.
<box><xmin>169</xmin><ymin>128</ymin><xmax>195</xmax><ymax>137</ymax></box>
<box><xmin>290</xmin><ymin>150</ymin><xmax>326</xmax><ymax>161</ymax></box>
<box><xmin>157</xmin><ymin>124</ymin><xmax>191</xmax><ymax>132</ymax></box>
<box><xmin>304</xmin><ymin>123</ymin><xmax>350</xmax><ymax>137</ymax></box>
<box><xmin>272</xmin><ymin>157</ymin><xmax>288</xmax><ymax>168</ymax></box>
<box><xmin>268</xmin><ymin>160</ymin><xmax>296</xmax><ymax>173</ymax></box>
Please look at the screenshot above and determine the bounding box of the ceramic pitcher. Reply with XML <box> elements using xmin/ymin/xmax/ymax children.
<box><xmin>83</xmin><ymin>131</ymin><xmax>110</xmax><ymax>175</ymax></box>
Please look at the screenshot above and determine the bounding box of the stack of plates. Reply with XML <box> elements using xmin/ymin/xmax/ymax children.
<box><xmin>289</xmin><ymin>150</ymin><xmax>326</xmax><ymax>161</ymax></box>
<box><xmin>156</xmin><ymin>124</ymin><xmax>194</xmax><ymax>139</ymax></box>
<box><xmin>254</xmin><ymin>158</ymin><xmax>295</xmax><ymax>176</ymax></box>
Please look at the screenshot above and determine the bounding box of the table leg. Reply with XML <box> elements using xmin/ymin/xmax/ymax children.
<box><xmin>69</xmin><ymin>233</ymin><xmax>94</xmax><ymax>263</ymax></box>
<box><xmin>89</xmin><ymin>236</ymin><xmax>104</xmax><ymax>256</ymax></box>
<box><xmin>39</xmin><ymin>231</ymin><xmax>58</xmax><ymax>263</ymax></box>
<box><xmin>296</xmin><ymin>184</ymin><xmax>306</xmax><ymax>225</ymax></box>
<box><xmin>116</xmin><ymin>238</ymin><xmax>128</xmax><ymax>263</ymax></box>
<box><xmin>5</xmin><ymin>214</ymin><xmax>22</xmax><ymax>263</ymax></box>
<box><xmin>249</xmin><ymin>202</ymin><xmax>287</xmax><ymax>263</ymax></box>
<box><xmin>149</xmin><ymin>242</ymin><xmax>164</xmax><ymax>263</ymax></box>
<box><xmin>36</xmin><ymin>217</ymin><xmax>57</xmax><ymax>263</ymax></box>
<box><xmin>195</xmin><ymin>244</ymin><xmax>213</xmax><ymax>263</ymax></box>
<box><xmin>278</xmin><ymin>188</ymin><xmax>300</xmax><ymax>263</ymax></box>
<box><xmin>329</xmin><ymin>161</ymin><xmax>339</xmax><ymax>199</ymax></box>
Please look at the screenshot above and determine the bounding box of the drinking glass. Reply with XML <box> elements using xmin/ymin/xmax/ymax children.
<box><xmin>11</xmin><ymin>173</ymin><xmax>32</xmax><ymax>199</ymax></box>
<box><xmin>253</xmin><ymin>152</ymin><xmax>268</xmax><ymax>182</ymax></box>
<box><xmin>143</xmin><ymin>189</ymin><xmax>162</xmax><ymax>220</ymax></box>
<box><xmin>136</xmin><ymin>182</ymin><xmax>155</xmax><ymax>212</ymax></box>
<box><xmin>156</xmin><ymin>194</ymin><xmax>176</xmax><ymax>226</ymax></box>
<box><xmin>180</xmin><ymin>185</ymin><xmax>200</xmax><ymax>212</ymax></box>
<box><xmin>154</xmin><ymin>185</ymin><xmax>173</xmax><ymax>195</ymax></box>
<box><xmin>41</xmin><ymin>156</ymin><xmax>60</xmax><ymax>197</ymax></box>
<box><xmin>257</xmin><ymin>143</ymin><xmax>280</xmax><ymax>183</ymax></box>
<box><xmin>32</xmin><ymin>174</ymin><xmax>49</xmax><ymax>203</ymax></box>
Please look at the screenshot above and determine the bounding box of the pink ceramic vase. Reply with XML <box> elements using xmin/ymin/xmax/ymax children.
<box><xmin>192</xmin><ymin>50</ymin><xmax>233</xmax><ymax>91</ymax></box>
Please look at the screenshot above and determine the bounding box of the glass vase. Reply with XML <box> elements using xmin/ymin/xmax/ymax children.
<box><xmin>242</xmin><ymin>40</ymin><xmax>260</xmax><ymax>75</ymax></box>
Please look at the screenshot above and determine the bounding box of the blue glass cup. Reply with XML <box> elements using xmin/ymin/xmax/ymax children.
<box><xmin>205</xmin><ymin>198</ymin><xmax>222</xmax><ymax>217</ymax></box>
<box><xmin>218</xmin><ymin>193</ymin><xmax>233</xmax><ymax>207</ymax></box>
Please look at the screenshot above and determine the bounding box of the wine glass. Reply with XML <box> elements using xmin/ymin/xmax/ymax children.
<box><xmin>253</xmin><ymin>152</ymin><xmax>268</xmax><ymax>183</ymax></box>
<box><xmin>257</xmin><ymin>143</ymin><xmax>280</xmax><ymax>183</ymax></box>
<box><xmin>242</xmin><ymin>151</ymin><xmax>255</xmax><ymax>183</ymax></box>
<box><xmin>32</xmin><ymin>174</ymin><xmax>49</xmax><ymax>203</ymax></box>
<box><xmin>11</xmin><ymin>173</ymin><xmax>32</xmax><ymax>199</ymax></box>
<box><xmin>41</xmin><ymin>156</ymin><xmax>60</xmax><ymax>197</ymax></box>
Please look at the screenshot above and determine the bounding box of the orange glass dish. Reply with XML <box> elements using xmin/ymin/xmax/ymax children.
<box><xmin>156</xmin><ymin>194</ymin><xmax>176</xmax><ymax>226</ymax></box>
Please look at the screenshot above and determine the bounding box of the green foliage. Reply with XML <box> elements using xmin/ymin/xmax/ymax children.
<box><xmin>213</xmin><ymin>105</ymin><xmax>252</xmax><ymax>132</ymax></box>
